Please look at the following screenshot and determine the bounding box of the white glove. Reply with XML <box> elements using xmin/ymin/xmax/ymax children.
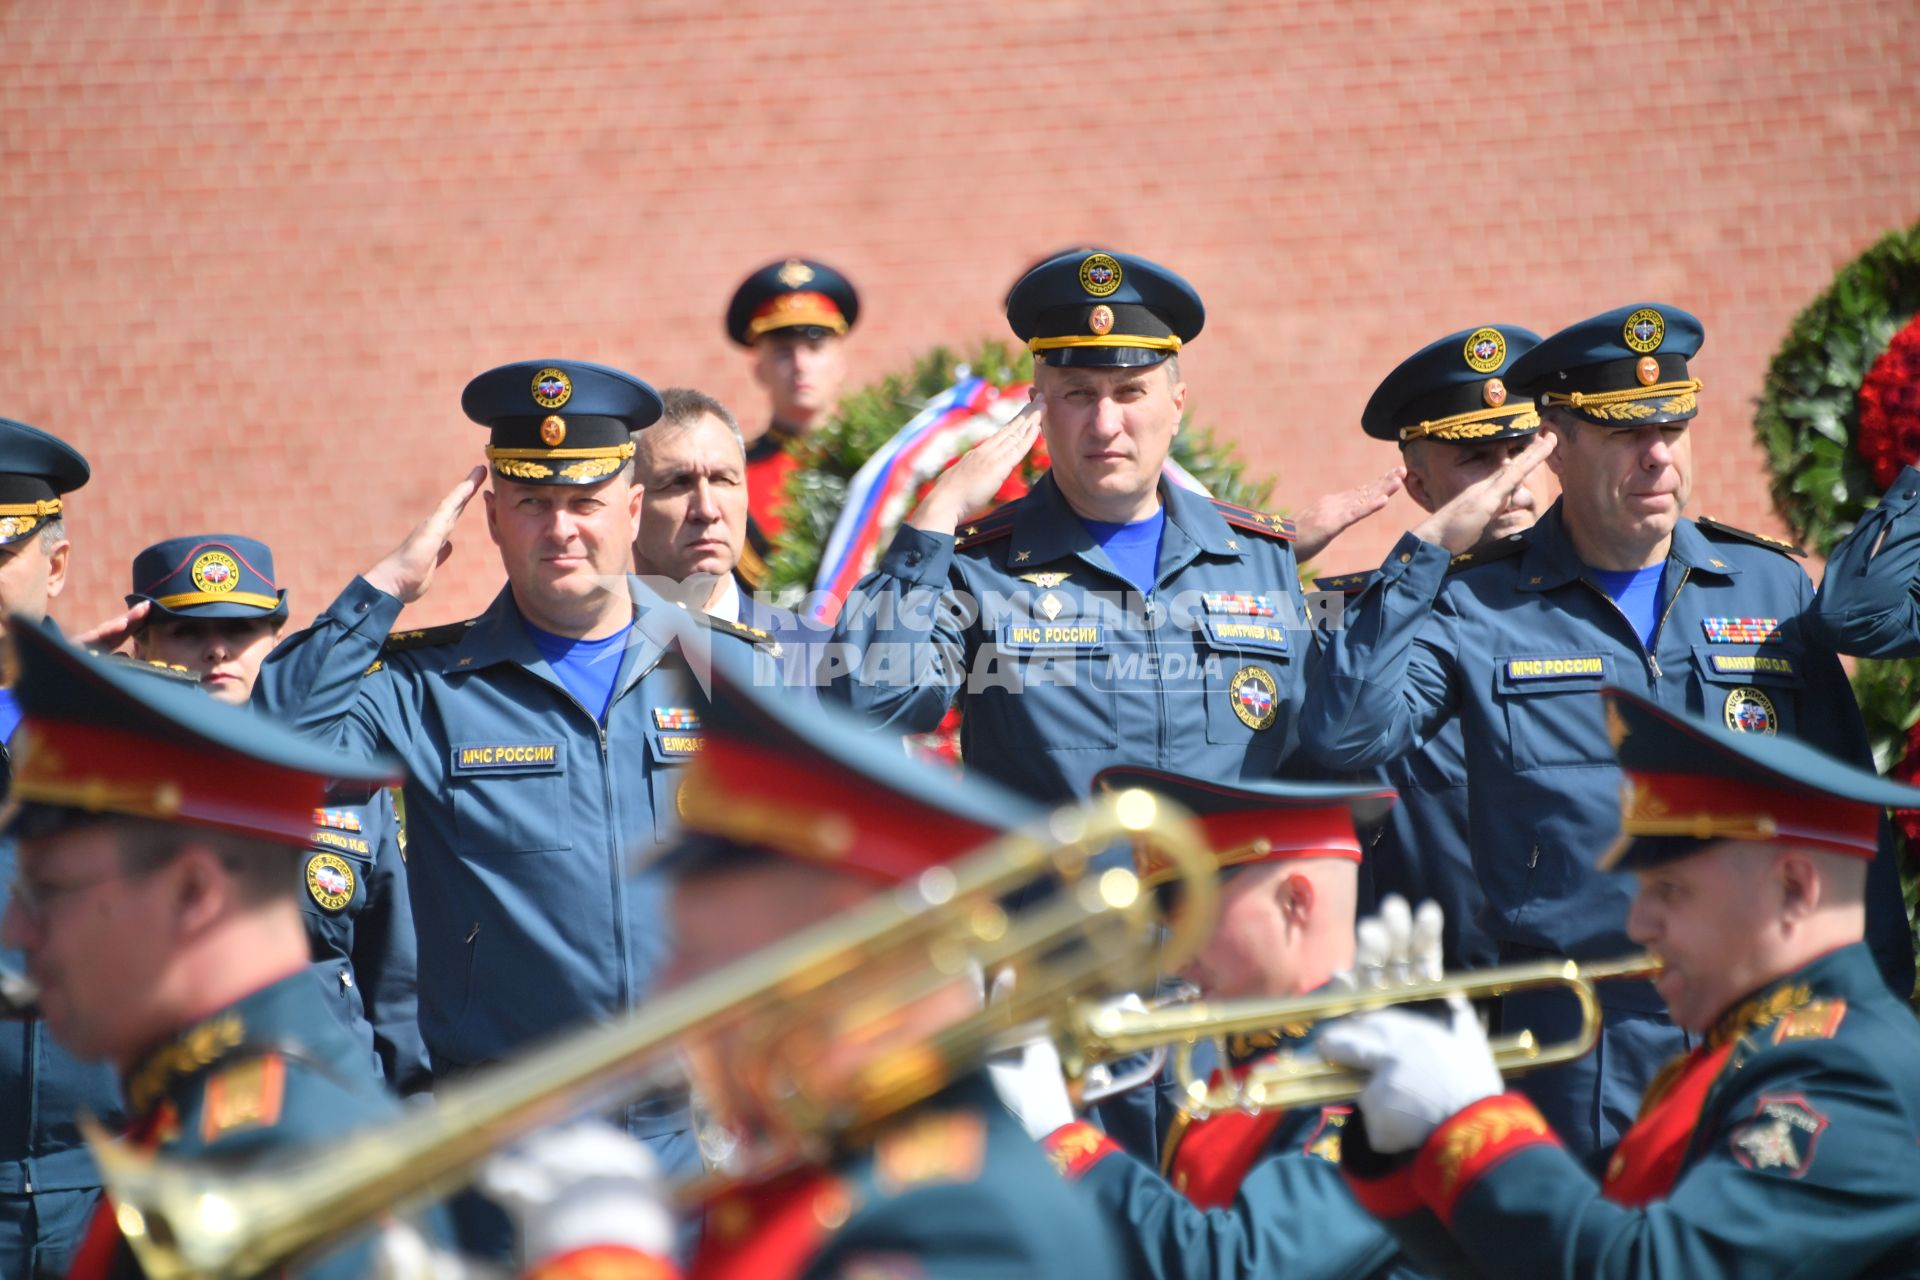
<box><xmin>478</xmin><ymin>1121</ymin><xmax>675</xmax><ymax>1266</ymax></box>
<box><xmin>1353</xmin><ymin>895</ymin><xmax>1445</xmax><ymax>988</ymax></box>
<box><xmin>984</xmin><ymin>969</ymin><xmax>1079</xmax><ymax>1139</ymax></box>
<box><xmin>1316</xmin><ymin>995</ymin><xmax>1501</xmax><ymax>1154</ymax></box>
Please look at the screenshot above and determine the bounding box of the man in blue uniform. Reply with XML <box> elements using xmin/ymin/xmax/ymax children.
<box><xmin>1318</xmin><ymin>324</ymin><xmax>1548</xmax><ymax>970</ymax></box>
<box><xmin>827</xmin><ymin>249</ymin><xmax>1317</xmax><ymax>804</ymax></box>
<box><xmin>1299</xmin><ymin>303</ymin><xmax>1912</xmax><ymax>1159</ymax></box>
<box><xmin>996</xmin><ymin>768</ymin><xmax>1420</xmax><ymax>1280</ymax></box>
<box><xmin>489</xmin><ymin>659</ymin><xmax>1126</xmax><ymax>1280</ymax></box>
<box><xmin>254</xmin><ymin>361</ymin><xmax>774</xmax><ymax>1193</ymax></box>
<box><xmin>0</xmin><ymin>418</ymin><xmax>124</xmax><ymax>1279</ymax></box>
<box><xmin>100</xmin><ymin>533</ymin><xmax>427</xmax><ymax>1094</ymax></box>
<box><xmin>0</xmin><ymin>622</ymin><xmax>434</xmax><ymax>1280</ymax></box>
<box><xmin>1813</xmin><ymin>461</ymin><xmax>1920</xmax><ymax>657</ymax></box>
<box><xmin>1323</xmin><ymin>688</ymin><xmax>1920</xmax><ymax>1279</ymax></box>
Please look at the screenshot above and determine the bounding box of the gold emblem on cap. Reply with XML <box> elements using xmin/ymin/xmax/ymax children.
<box><xmin>1483</xmin><ymin>378</ymin><xmax>1508</xmax><ymax>408</ymax></box>
<box><xmin>777</xmin><ymin>259</ymin><xmax>815</xmax><ymax>288</ymax></box>
<box><xmin>1636</xmin><ymin>356</ymin><xmax>1661</xmax><ymax>386</ymax></box>
<box><xmin>1088</xmin><ymin>304</ymin><xmax>1115</xmax><ymax>336</ymax></box>
<box><xmin>1463</xmin><ymin>327</ymin><xmax>1506</xmax><ymax>374</ymax></box>
<box><xmin>531</xmin><ymin>368</ymin><xmax>572</xmax><ymax>409</ymax></box>
<box><xmin>1623</xmin><ymin>308</ymin><xmax>1665</xmax><ymax>354</ymax></box>
<box><xmin>540</xmin><ymin>415</ymin><xmax>567</xmax><ymax>446</ymax></box>
<box><xmin>1078</xmin><ymin>253</ymin><xmax>1123</xmax><ymax>298</ymax></box>
<box><xmin>190</xmin><ymin>550</ymin><xmax>240</xmax><ymax>595</ymax></box>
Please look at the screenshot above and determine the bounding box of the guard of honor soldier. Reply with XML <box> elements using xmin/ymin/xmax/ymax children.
<box><xmin>999</xmin><ymin>769</ymin><xmax>1420</xmax><ymax>1280</ymax></box>
<box><xmin>1</xmin><ymin>624</ymin><xmax>444</xmax><ymax>1280</ymax></box>
<box><xmin>726</xmin><ymin>256</ymin><xmax>860</xmax><ymax>590</ymax></box>
<box><xmin>1324</xmin><ymin>687</ymin><xmax>1920</xmax><ymax>1279</ymax></box>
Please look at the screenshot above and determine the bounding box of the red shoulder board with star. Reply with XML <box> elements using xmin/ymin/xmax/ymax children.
<box><xmin>1208</xmin><ymin>498</ymin><xmax>1297</xmax><ymax>541</ymax></box>
<box><xmin>953</xmin><ymin>501</ymin><xmax>1022</xmax><ymax>550</ymax></box>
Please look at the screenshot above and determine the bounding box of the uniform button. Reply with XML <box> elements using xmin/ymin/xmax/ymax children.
<box><xmin>1399</xmin><ymin>552</ymin><xmax>1412</xmax><ymax>564</ymax></box>
<box><xmin>905</xmin><ymin>551</ymin><xmax>922</xmax><ymax>566</ymax></box>
<box><xmin>355</xmin><ymin>602</ymin><xmax>369</xmax><ymax>613</ymax></box>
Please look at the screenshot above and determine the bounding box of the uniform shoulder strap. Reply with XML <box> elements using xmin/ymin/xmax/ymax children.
<box><xmin>1694</xmin><ymin>516</ymin><xmax>1808</xmax><ymax>558</ymax></box>
<box><xmin>383</xmin><ymin>618</ymin><xmax>480</xmax><ymax>652</ymax></box>
<box><xmin>1208</xmin><ymin>497</ymin><xmax>1297</xmax><ymax>542</ymax></box>
<box><xmin>953</xmin><ymin>499</ymin><xmax>1023</xmax><ymax>550</ymax></box>
<box><xmin>1311</xmin><ymin>569</ymin><xmax>1377</xmax><ymax>595</ymax></box>
<box><xmin>1446</xmin><ymin>532</ymin><xmax>1529</xmax><ymax>573</ymax></box>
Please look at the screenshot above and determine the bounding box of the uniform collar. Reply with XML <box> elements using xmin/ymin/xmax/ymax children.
<box><xmin>452</xmin><ymin>582</ymin><xmax>680</xmax><ymax>702</ymax></box>
<box><xmin>1704</xmin><ymin>942</ymin><xmax>1874</xmax><ymax>1049</ymax></box>
<box><xmin>1004</xmin><ymin>471</ymin><xmax>1241</xmax><ymax>575</ymax></box>
<box><xmin>1518</xmin><ymin>502</ymin><xmax>1739</xmax><ymax>593</ymax></box>
<box><xmin>122</xmin><ymin>969</ymin><xmax>311</xmax><ymax>1115</ymax></box>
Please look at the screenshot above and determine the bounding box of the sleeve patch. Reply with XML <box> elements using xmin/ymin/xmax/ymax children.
<box><xmin>1303</xmin><ymin>1105</ymin><xmax>1351</xmax><ymax>1163</ymax></box>
<box><xmin>199</xmin><ymin>1053</ymin><xmax>285</xmax><ymax>1143</ymax></box>
<box><xmin>1729</xmin><ymin>1094</ymin><xmax>1827</xmax><ymax>1177</ymax></box>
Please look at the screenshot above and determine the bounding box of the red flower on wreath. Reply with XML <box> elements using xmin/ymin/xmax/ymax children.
<box><xmin>1895</xmin><ymin>719</ymin><xmax>1920</xmax><ymax>848</ymax></box>
<box><xmin>1858</xmin><ymin>314</ymin><xmax>1920</xmax><ymax>491</ymax></box>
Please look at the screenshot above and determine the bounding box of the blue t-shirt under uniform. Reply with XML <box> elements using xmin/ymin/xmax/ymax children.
<box><xmin>1080</xmin><ymin>508</ymin><xmax>1167</xmax><ymax>597</ymax></box>
<box><xmin>524</xmin><ymin>621</ymin><xmax>632</xmax><ymax>722</ymax></box>
<box><xmin>0</xmin><ymin>687</ymin><xmax>19</xmax><ymax>747</ymax></box>
<box><xmin>1588</xmin><ymin>562</ymin><xmax>1666</xmax><ymax>650</ymax></box>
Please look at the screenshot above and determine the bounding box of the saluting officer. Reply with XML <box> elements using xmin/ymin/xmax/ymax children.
<box><xmin>725</xmin><ymin>257</ymin><xmax>860</xmax><ymax>589</ymax></box>
<box><xmin>0</xmin><ymin>624</ymin><xmax>442</xmax><ymax>1280</ymax></box>
<box><xmin>1301</xmin><ymin>303</ymin><xmax>1913</xmax><ymax>1159</ymax></box>
<box><xmin>1323</xmin><ymin>688</ymin><xmax>1920</xmax><ymax>1280</ymax></box>
<box><xmin>827</xmin><ymin>249</ymin><xmax>1315</xmax><ymax>804</ymax></box>
<box><xmin>83</xmin><ymin>534</ymin><xmax>427</xmax><ymax>1094</ymax></box>
<box><xmin>486</xmin><ymin>658</ymin><xmax>1124</xmax><ymax>1280</ymax></box>
<box><xmin>0</xmin><ymin>419</ymin><xmax>124</xmax><ymax>1280</ymax></box>
<box><xmin>1317</xmin><ymin>324</ymin><xmax>1548</xmax><ymax>970</ymax></box>
<box><xmin>1812</xmin><ymin>461</ymin><xmax>1920</xmax><ymax>657</ymax></box>
<box><xmin>993</xmin><ymin>768</ymin><xmax>1422</xmax><ymax>1280</ymax></box>
<box><xmin>254</xmin><ymin>362</ymin><xmax>773</xmax><ymax>1199</ymax></box>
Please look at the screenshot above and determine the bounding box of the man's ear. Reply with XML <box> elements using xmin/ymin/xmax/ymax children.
<box><xmin>1776</xmin><ymin>850</ymin><xmax>1822</xmax><ymax>922</ymax></box>
<box><xmin>482</xmin><ymin>487</ymin><xmax>502</xmax><ymax>548</ymax></box>
<box><xmin>1402</xmin><ymin>458</ymin><xmax>1436</xmax><ymax>514</ymax></box>
<box><xmin>627</xmin><ymin>478</ymin><xmax>645</xmax><ymax>542</ymax></box>
<box><xmin>43</xmin><ymin>537</ymin><xmax>71</xmax><ymax>600</ymax></box>
<box><xmin>1277</xmin><ymin>870</ymin><xmax>1315</xmax><ymax>927</ymax></box>
<box><xmin>168</xmin><ymin>844</ymin><xmax>229</xmax><ymax>939</ymax></box>
<box><xmin>1544</xmin><ymin>419</ymin><xmax>1573</xmax><ymax>477</ymax></box>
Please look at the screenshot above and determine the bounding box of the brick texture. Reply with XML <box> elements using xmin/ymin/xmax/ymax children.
<box><xmin>2</xmin><ymin>1</ymin><xmax>1915</xmax><ymax>627</ymax></box>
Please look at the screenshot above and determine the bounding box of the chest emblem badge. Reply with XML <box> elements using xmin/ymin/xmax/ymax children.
<box><xmin>1230</xmin><ymin>665</ymin><xmax>1279</xmax><ymax>731</ymax></box>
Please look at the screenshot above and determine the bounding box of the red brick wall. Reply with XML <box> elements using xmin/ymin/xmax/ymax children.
<box><xmin>4</xmin><ymin>0</ymin><xmax>1915</xmax><ymax>628</ymax></box>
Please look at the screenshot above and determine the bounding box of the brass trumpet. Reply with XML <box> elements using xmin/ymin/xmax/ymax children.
<box><xmin>1058</xmin><ymin>951</ymin><xmax>1662</xmax><ymax>1117</ymax></box>
<box><xmin>88</xmin><ymin>788</ymin><xmax>1219</xmax><ymax>1280</ymax></box>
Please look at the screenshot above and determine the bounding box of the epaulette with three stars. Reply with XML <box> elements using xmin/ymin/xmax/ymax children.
<box><xmin>953</xmin><ymin>500</ymin><xmax>1023</xmax><ymax>551</ymax></box>
<box><xmin>1696</xmin><ymin>516</ymin><xmax>1808</xmax><ymax>558</ymax></box>
<box><xmin>383</xmin><ymin>618</ymin><xmax>480</xmax><ymax>652</ymax></box>
<box><xmin>1447</xmin><ymin>532</ymin><xmax>1529</xmax><ymax>573</ymax></box>
<box><xmin>1208</xmin><ymin>497</ymin><xmax>1297</xmax><ymax>542</ymax></box>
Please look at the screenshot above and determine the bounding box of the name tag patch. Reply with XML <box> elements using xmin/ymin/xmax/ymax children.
<box><xmin>1702</xmin><ymin>617</ymin><xmax>1781</xmax><ymax>644</ymax></box>
<box><xmin>451</xmin><ymin>741</ymin><xmax>563</xmax><ymax>773</ymax></box>
<box><xmin>651</xmin><ymin>732</ymin><xmax>705</xmax><ymax>761</ymax></box>
<box><xmin>998</xmin><ymin>623</ymin><xmax>1106</xmax><ymax>651</ymax></box>
<box><xmin>1709</xmin><ymin>653</ymin><xmax>1797</xmax><ymax>678</ymax></box>
<box><xmin>1505</xmin><ymin>655</ymin><xmax>1607</xmax><ymax>680</ymax></box>
<box><xmin>308</xmin><ymin>829</ymin><xmax>371</xmax><ymax>856</ymax></box>
<box><xmin>1200</xmin><ymin>615</ymin><xmax>1291</xmax><ymax>652</ymax></box>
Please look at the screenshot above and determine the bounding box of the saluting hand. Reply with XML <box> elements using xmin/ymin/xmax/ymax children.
<box><xmin>1411</xmin><ymin>429</ymin><xmax>1557</xmax><ymax>554</ymax></box>
<box><xmin>907</xmin><ymin>395</ymin><xmax>1045</xmax><ymax>536</ymax></box>
<box><xmin>70</xmin><ymin>599</ymin><xmax>151</xmax><ymax>654</ymax></box>
<box><xmin>1292</xmin><ymin>464</ymin><xmax>1408</xmax><ymax>563</ymax></box>
<box><xmin>365</xmin><ymin>465</ymin><xmax>487</xmax><ymax>604</ymax></box>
